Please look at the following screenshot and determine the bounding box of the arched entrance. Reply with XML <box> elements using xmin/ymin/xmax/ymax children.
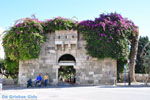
<box><xmin>58</xmin><ymin>54</ymin><xmax>76</xmax><ymax>84</ymax></box>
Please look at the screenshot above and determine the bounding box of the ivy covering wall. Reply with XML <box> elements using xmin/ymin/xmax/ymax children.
<box><xmin>78</xmin><ymin>13</ymin><xmax>138</xmax><ymax>61</ymax></box>
<box><xmin>3</xmin><ymin>18</ymin><xmax>44</xmax><ymax>61</ymax></box>
<box><xmin>3</xmin><ymin>17</ymin><xmax>77</xmax><ymax>61</ymax></box>
<box><xmin>2</xmin><ymin>13</ymin><xmax>138</xmax><ymax>78</ymax></box>
<box><xmin>43</xmin><ymin>17</ymin><xmax>77</xmax><ymax>32</ymax></box>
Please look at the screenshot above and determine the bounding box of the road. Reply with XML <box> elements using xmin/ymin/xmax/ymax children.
<box><xmin>1</xmin><ymin>86</ymin><xmax>150</xmax><ymax>100</ymax></box>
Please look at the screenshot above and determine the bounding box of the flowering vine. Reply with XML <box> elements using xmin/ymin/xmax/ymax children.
<box><xmin>78</xmin><ymin>13</ymin><xmax>138</xmax><ymax>60</ymax></box>
<box><xmin>3</xmin><ymin>18</ymin><xmax>45</xmax><ymax>61</ymax></box>
<box><xmin>3</xmin><ymin>13</ymin><xmax>138</xmax><ymax>62</ymax></box>
<box><xmin>42</xmin><ymin>17</ymin><xmax>77</xmax><ymax>33</ymax></box>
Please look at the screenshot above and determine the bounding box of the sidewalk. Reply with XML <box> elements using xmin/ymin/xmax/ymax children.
<box><xmin>2</xmin><ymin>82</ymin><xmax>150</xmax><ymax>90</ymax></box>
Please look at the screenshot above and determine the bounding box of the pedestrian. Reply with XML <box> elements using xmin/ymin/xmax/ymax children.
<box><xmin>27</xmin><ymin>78</ymin><xmax>32</xmax><ymax>88</ymax></box>
<box><xmin>44</xmin><ymin>73</ymin><xmax>49</xmax><ymax>87</ymax></box>
<box><xmin>35</xmin><ymin>73</ymin><xmax>42</xmax><ymax>87</ymax></box>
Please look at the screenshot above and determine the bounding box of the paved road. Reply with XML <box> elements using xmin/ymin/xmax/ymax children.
<box><xmin>1</xmin><ymin>86</ymin><xmax>150</xmax><ymax>100</ymax></box>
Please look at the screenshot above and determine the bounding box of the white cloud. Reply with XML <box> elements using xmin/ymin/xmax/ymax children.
<box><xmin>0</xmin><ymin>27</ymin><xmax>5</xmax><ymax>59</ymax></box>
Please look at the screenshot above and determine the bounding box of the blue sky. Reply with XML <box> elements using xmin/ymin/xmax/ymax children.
<box><xmin>0</xmin><ymin>0</ymin><xmax>150</xmax><ymax>36</ymax></box>
<box><xmin>0</xmin><ymin>0</ymin><xmax>150</xmax><ymax>58</ymax></box>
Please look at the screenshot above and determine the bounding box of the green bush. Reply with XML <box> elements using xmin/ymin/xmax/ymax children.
<box><xmin>3</xmin><ymin>18</ymin><xmax>45</xmax><ymax>61</ymax></box>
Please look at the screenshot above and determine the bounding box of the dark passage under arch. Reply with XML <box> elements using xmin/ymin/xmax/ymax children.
<box><xmin>58</xmin><ymin>54</ymin><xmax>76</xmax><ymax>62</ymax></box>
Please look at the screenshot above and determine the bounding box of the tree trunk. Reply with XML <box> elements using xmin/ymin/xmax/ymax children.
<box><xmin>128</xmin><ymin>34</ymin><xmax>139</xmax><ymax>85</ymax></box>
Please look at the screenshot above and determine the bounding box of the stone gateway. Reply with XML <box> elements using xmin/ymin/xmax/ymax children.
<box><xmin>18</xmin><ymin>30</ymin><xmax>117</xmax><ymax>86</ymax></box>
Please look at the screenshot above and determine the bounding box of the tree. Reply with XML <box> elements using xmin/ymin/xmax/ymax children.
<box><xmin>2</xmin><ymin>17</ymin><xmax>77</xmax><ymax>79</ymax></box>
<box><xmin>2</xmin><ymin>18</ymin><xmax>44</xmax><ymax>79</ymax></box>
<box><xmin>78</xmin><ymin>13</ymin><xmax>138</xmax><ymax>84</ymax></box>
<box><xmin>117</xmin><ymin>59</ymin><xmax>127</xmax><ymax>81</ymax></box>
<box><xmin>0</xmin><ymin>58</ymin><xmax>19</xmax><ymax>78</ymax></box>
<box><xmin>142</xmin><ymin>42</ymin><xmax>150</xmax><ymax>85</ymax></box>
<box><xmin>4</xmin><ymin>58</ymin><xmax>19</xmax><ymax>79</ymax></box>
<box><xmin>0</xmin><ymin>59</ymin><xmax>5</xmax><ymax>75</ymax></box>
<box><xmin>135</xmin><ymin>36</ymin><xmax>149</xmax><ymax>73</ymax></box>
<box><xmin>128</xmin><ymin>31</ymin><xmax>139</xmax><ymax>84</ymax></box>
<box><xmin>3</xmin><ymin>18</ymin><xmax>44</xmax><ymax>61</ymax></box>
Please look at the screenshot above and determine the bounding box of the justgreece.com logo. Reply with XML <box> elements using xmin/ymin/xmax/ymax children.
<box><xmin>1</xmin><ymin>95</ymin><xmax>37</xmax><ymax>100</ymax></box>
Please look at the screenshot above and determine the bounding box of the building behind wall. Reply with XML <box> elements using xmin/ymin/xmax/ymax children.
<box><xmin>18</xmin><ymin>30</ymin><xmax>117</xmax><ymax>86</ymax></box>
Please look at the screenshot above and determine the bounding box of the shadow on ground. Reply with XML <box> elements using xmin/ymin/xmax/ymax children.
<box><xmin>2</xmin><ymin>83</ymin><xmax>150</xmax><ymax>91</ymax></box>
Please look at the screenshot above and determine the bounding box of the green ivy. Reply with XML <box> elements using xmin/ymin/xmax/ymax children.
<box><xmin>3</xmin><ymin>14</ymin><xmax>137</xmax><ymax>63</ymax></box>
<box><xmin>2</xmin><ymin>13</ymin><xmax>139</xmax><ymax>79</ymax></box>
<box><xmin>3</xmin><ymin>18</ymin><xmax>45</xmax><ymax>61</ymax></box>
<box><xmin>4</xmin><ymin>58</ymin><xmax>19</xmax><ymax>79</ymax></box>
<box><xmin>78</xmin><ymin>13</ymin><xmax>138</xmax><ymax>61</ymax></box>
<box><xmin>42</xmin><ymin>17</ymin><xmax>77</xmax><ymax>32</ymax></box>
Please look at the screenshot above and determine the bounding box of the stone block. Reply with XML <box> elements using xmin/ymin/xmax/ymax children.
<box><xmin>89</xmin><ymin>72</ymin><xmax>94</xmax><ymax>75</ymax></box>
<box><xmin>94</xmin><ymin>80</ymin><xmax>99</xmax><ymax>84</ymax></box>
<box><xmin>88</xmin><ymin>80</ymin><xmax>94</xmax><ymax>84</ymax></box>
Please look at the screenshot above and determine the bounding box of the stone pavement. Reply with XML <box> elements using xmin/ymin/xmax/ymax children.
<box><xmin>1</xmin><ymin>85</ymin><xmax>150</xmax><ymax>100</ymax></box>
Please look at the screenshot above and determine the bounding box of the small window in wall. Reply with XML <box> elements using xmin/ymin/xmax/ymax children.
<box><xmin>71</xmin><ymin>44</ymin><xmax>76</xmax><ymax>49</ymax></box>
<box><xmin>65</xmin><ymin>36</ymin><xmax>68</xmax><ymax>39</ymax></box>
<box><xmin>72</xmin><ymin>35</ymin><xmax>75</xmax><ymax>38</ymax></box>
<box><xmin>64</xmin><ymin>44</ymin><xmax>68</xmax><ymax>48</ymax></box>
<box><xmin>57</xmin><ymin>44</ymin><xmax>62</xmax><ymax>50</ymax></box>
<box><xmin>64</xmin><ymin>44</ymin><xmax>68</xmax><ymax>50</ymax></box>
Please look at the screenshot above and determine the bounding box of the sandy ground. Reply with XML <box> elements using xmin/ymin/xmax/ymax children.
<box><xmin>1</xmin><ymin>85</ymin><xmax>150</xmax><ymax>100</ymax></box>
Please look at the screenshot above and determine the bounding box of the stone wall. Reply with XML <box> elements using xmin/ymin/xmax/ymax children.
<box><xmin>120</xmin><ymin>73</ymin><xmax>150</xmax><ymax>82</ymax></box>
<box><xmin>18</xmin><ymin>30</ymin><xmax>117</xmax><ymax>86</ymax></box>
<box><xmin>1</xmin><ymin>78</ymin><xmax>14</xmax><ymax>85</ymax></box>
<box><xmin>76</xmin><ymin>58</ymin><xmax>116</xmax><ymax>85</ymax></box>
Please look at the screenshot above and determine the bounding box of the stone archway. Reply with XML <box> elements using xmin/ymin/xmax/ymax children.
<box><xmin>58</xmin><ymin>54</ymin><xmax>76</xmax><ymax>63</ymax></box>
<box><xmin>58</xmin><ymin>54</ymin><xmax>76</xmax><ymax>84</ymax></box>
